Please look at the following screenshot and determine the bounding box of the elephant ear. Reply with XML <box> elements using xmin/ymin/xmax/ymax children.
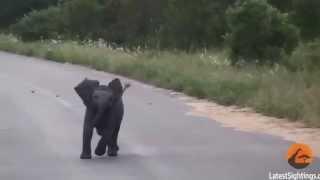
<box><xmin>74</xmin><ymin>78</ymin><xmax>100</xmax><ymax>107</ymax></box>
<box><xmin>108</xmin><ymin>78</ymin><xmax>123</xmax><ymax>99</ymax></box>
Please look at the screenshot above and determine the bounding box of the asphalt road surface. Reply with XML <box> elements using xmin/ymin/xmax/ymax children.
<box><xmin>0</xmin><ymin>52</ymin><xmax>318</xmax><ymax>180</ymax></box>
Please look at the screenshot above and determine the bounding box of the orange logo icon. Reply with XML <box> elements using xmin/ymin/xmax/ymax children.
<box><xmin>287</xmin><ymin>143</ymin><xmax>313</xmax><ymax>169</ymax></box>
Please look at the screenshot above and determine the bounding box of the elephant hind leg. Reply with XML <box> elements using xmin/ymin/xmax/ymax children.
<box><xmin>94</xmin><ymin>130</ymin><xmax>113</xmax><ymax>156</ymax></box>
<box><xmin>95</xmin><ymin>142</ymin><xmax>107</xmax><ymax>156</ymax></box>
<box><xmin>107</xmin><ymin>146</ymin><xmax>119</xmax><ymax>157</ymax></box>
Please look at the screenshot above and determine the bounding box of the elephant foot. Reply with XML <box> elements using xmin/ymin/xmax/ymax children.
<box><xmin>80</xmin><ymin>153</ymin><xmax>92</xmax><ymax>159</ymax></box>
<box><xmin>107</xmin><ymin>147</ymin><xmax>118</xmax><ymax>157</ymax></box>
<box><xmin>95</xmin><ymin>146</ymin><xmax>106</xmax><ymax>156</ymax></box>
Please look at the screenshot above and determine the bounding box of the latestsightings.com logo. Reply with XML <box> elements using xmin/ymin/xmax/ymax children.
<box><xmin>287</xmin><ymin>143</ymin><xmax>314</xmax><ymax>169</ymax></box>
<box><xmin>268</xmin><ymin>143</ymin><xmax>320</xmax><ymax>180</ymax></box>
<box><xmin>269</xmin><ymin>172</ymin><xmax>320</xmax><ymax>180</ymax></box>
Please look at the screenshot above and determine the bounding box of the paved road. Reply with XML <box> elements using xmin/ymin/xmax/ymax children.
<box><xmin>0</xmin><ymin>52</ymin><xmax>318</xmax><ymax>180</ymax></box>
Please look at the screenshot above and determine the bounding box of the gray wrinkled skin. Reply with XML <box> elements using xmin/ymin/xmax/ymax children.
<box><xmin>75</xmin><ymin>78</ymin><xmax>125</xmax><ymax>159</ymax></box>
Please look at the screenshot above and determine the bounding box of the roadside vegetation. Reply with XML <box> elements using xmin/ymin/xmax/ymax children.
<box><xmin>0</xmin><ymin>0</ymin><xmax>319</xmax><ymax>126</ymax></box>
<box><xmin>1</xmin><ymin>34</ymin><xmax>319</xmax><ymax>126</ymax></box>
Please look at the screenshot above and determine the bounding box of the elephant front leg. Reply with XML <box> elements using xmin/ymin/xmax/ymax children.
<box><xmin>80</xmin><ymin>110</ymin><xmax>95</xmax><ymax>159</ymax></box>
<box><xmin>81</xmin><ymin>126</ymin><xmax>93</xmax><ymax>159</ymax></box>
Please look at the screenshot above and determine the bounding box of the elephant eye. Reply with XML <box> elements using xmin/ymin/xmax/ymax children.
<box><xmin>93</xmin><ymin>95</ymin><xmax>99</xmax><ymax>99</ymax></box>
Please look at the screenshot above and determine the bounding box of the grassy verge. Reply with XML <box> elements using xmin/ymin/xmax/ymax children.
<box><xmin>0</xmin><ymin>34</ymin><xmax>319</xmax><ymax>127</ymax></box>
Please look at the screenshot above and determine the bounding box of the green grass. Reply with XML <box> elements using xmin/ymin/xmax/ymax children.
<box><xmin>0</xmin><ymin>34</ymin><xmax>319</xmax><ymax>127</ymax></box>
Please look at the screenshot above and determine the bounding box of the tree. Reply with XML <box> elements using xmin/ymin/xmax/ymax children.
<box><xmin>268</xmin><ymin>0</ymin><xmax>293</xmax><ymax>12</ymax></box>
<box><xmin>62</xmin><ymin>0</ymin><xmax>105</xmax><ymax>39</ymax></box>
<box><xmin>160</xmin><ymin>0</ymin><xmax>236</xmax><ymax>50</ymax></box>
<box><xmin>102</xmin><ymin>0</ymin><xmax>166</xmax><ymax>46</ymax></box>
<box><xmin>291</xmin><ymin>0</ymin><xmax>320</xmax><ymax>41</ymax></box>
<box><xmin>226</xmin><ymin>0</ymin><xmax>299</xmax><ymax>65</ymax></box>
<box><xmin>10</xmin><ymin>6</ymin><xmax>63</xmax><ymax>41</ymax></box>
<box><xmin>0</xmin><ymin>0</ymin><xmax>58</xmax><ymax>27</ymax></box>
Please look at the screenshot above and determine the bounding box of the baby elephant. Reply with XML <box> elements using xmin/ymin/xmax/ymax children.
<box><xmin>74</xmin><ymin>78</ymin><xmax>130</xmax><ymax>159</ymax></box>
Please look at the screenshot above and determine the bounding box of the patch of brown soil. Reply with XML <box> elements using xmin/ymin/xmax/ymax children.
<box><xmin>180</xmin><ymin>96</ymin><xmax>320</xmax><ymax>157</ymax></box>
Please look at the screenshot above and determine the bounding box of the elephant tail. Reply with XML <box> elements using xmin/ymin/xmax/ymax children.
<box><xmin>122</xmin><ymin>83</ymin><xmax>131</xmax><ymax>94</ymax></box>
<box><xmin>120</xmin><ymin>83</ymin><xmax>131</xmax><ymax>97</ymax></box>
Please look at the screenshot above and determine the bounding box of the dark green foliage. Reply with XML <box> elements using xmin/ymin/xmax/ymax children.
<box><xmin>101</xmin><ymin>0</ymin><xmax>167</xmax><ymax>47</ymax></box>
<box><xmin>11</xmin><ymin>0</ymin><xmax>106</xmax><ymax>40</ymax></box>
<box><xmin>226</xmin><ymin>0</ymin><xmax>299</xmax><ymax>65</ymax></box>
<box><xmin>5</xmin><ymin>0</ymin><xmax>320</xmax><ymax>67</ymax></box>
<box><xmin>62</xmin><ymin>0</ymin><xmax>105</xmax><ymax>39</ymax></box>
<box><xmin>286</xmin><ymin>40</ymin><xmax>320</xmax><ymax>72</ymax></box>
<box><xmin>268</xmin><ymin>0</ymin><xmax>293</xmax><ymax>12</ymax></box>
<box><xmin>160</xmin><ymin>0</ymin><xmax>236</xmax><ymax>50</ymax></box>
<box><xmin>10</xmin><ymin>7</ymin><xmax>63</xmax><ymax>41</ymax></box>
<box><xmin>291</xmin><ymin>0</ymin><xmax>320</xmax><ymax>41</ymax></box>
<box><xmin>2</xmin><ymin>0</ymin><xmax>320</xmax><ymax>126</ymax></box>
<box><xmin>0</xmin><ymin>0</ymin><xmax>58</xmax><ymax>27</ymax></box>
<box><xmin>268</xmin><ymin>0</ymin><xmax>320</xmax><ymax>41</ymax></box>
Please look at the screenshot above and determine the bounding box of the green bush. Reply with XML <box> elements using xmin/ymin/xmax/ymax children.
<box><xmin>0</xmin><ymin>0</ymin><xmax>58</xmax><ymax>27</ymax></box>
<box><xmin>267</xmin><ymin>0</ymin><xmax>293</xmax><ymax>12</ymax></box>
<box><xmin>62</xmin><ymin>0</ymin><xmax>105</xmax><ymax>39</ymax></box>
<box><xmin>286</xmin><ymin>40</ymin><xmax>320</xmax><ymax>72</ymax></box>
<box><xmin>0</xmin><ymin>34</ymin><xmax>320</xmax><ymax>126</ymax></box>
<box><xmin>160</xmin><ymin>0</ymin><xmax>236</xmax><ymax>50</ymax></box>
<box><xmin>10</xmin><ymin>6</ymin><xmax>63</xmax><ymax>41</ymax></box>
<box><xmin>100</xmin><ymin>0</ymin><xmax>167</xmax><ymax>47</ymax></box>
<box><xmin>11</xmin><ymin>0</ymin><xmax>105</xmax><ymax>41</ymax></box>
<box><xmin>226</xmin><ymin>0</ymin><xmax>299</xmax><ymax>65</ymax></box>
<box><xmin>291</xmin><ymin>0</ymin><xmax>320</xmax><ymax>41</ymax></box>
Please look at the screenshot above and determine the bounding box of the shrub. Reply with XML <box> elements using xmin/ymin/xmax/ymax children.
<box><xmin>226</xmin><ymin>0</ymin><xmax>299</xmax><ymax>65</ymax></box>
<box><xmin>62</xmin><ymin>0</ymin><xmax>105</xmax><ymax>39</ymax></box>
<box><xmin>0</xmin><ymin>0</ymin><xmax>58</xmax><ymax>27</ymax></box>
<box><xmin>291</xmin><ymin>0</ymin><xmax>320</xmax><ymax>41</ymax></box>
<box><xmin>10</xmin><ymin>6</ymin><xmax>63</xmax><ymax>41</ymax></box>
<box><xmin>11</xmin><ymin>0</ymin><xmax>105</xmax><ymax>41</ymax></box>
<box><xmin>0</xmin><ymin>34</ymin><xmax>319</xmax><ymax>126</ymax></box>
<box><xmin>286</xmin><ymin>40</ymin><xmax>320</xmax><ymax>72</ymax></box>
<box><xmin>100</xmin><ymin>0</ymin><xmax>167</xmax><ymax>47</ymax></box>
<box><xmin>160</xmin><ymin>0</ymin><xmax>236</xmax><ymax>50</ymax></box>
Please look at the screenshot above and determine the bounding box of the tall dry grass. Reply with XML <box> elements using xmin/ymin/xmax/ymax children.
<box><xmin>0</xmin><ymin>34</ymin><xmax>319</xmax><ymax>126</ymax></box>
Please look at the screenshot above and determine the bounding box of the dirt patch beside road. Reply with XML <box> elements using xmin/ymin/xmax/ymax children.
<box><xmin>182</xmin><ymin>96</ymin><xmax>320</xmax><ymax>157</ymax></box>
